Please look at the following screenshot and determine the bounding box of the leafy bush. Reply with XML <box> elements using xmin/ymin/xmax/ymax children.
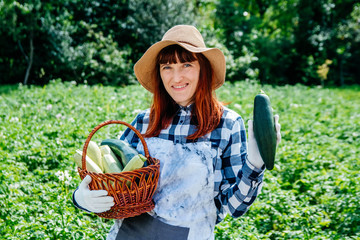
<box><xmin>0</xmin><ymin>80</ymin><xmax>359</xmax><ymax>239</ymax></box>
<box><xmin>61</xmin><ymin>22</ymin><xmax>135</xmax><ymax>86</ymax></box>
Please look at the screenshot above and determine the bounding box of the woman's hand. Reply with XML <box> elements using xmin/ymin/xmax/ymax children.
<box><xmin>74</xmin><ymin>175</ymin><xmax>114</xmax><ymax>213</ymax></box>
<box><xmin>247</xmin><ymin>115</ymin><xmax>281</xmax><ymax>169</ymax></box>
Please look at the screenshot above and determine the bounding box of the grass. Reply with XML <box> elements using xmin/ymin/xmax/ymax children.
<box><xmin>0</xmin><ymin>80</ymin><xmax>359</xmax><ymax>239</ymax></box>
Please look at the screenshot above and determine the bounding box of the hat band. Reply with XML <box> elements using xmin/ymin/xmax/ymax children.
<box><xmin>177</xmin><ymin>41</ymin><xmax>199</xmax><ymax>48</ymax></box>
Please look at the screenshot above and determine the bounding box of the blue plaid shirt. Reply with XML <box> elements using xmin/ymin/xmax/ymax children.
<box><xmin>120</xmin><ymin>105</ymin><xmax>265</xmax><ymax>223</ymax></box>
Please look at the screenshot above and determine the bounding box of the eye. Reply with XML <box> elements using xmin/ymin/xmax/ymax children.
<box><xmin>161</xmin><ymin>65</ymin><xmax>171</xmax><ymax>70</ymax></box>
<box><xmin>184</xmin><ymin>63</ymin><xmax>192</xmax><ymax>68</ymax></box>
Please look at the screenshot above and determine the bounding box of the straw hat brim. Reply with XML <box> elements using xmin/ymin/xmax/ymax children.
<box><xmin>134</xmin><ymin>40</ymin><xmax>226</xmax><ymax>93</ymax></box>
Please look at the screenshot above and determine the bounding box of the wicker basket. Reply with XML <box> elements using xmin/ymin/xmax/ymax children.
<box><xmin>77</xmin><ymin>120</ymin><xmax>160</xmax><ymax>219</ymax></box>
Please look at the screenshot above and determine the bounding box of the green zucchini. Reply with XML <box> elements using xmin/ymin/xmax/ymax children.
<box><xmin>122</xmin><ymin>154</ymin><xmax>147</xmax><ymax>172</ymax></box>
<box><xmin>100</xmin><ymin>145</ymin><xmax>124</xmax><ymax>173</ymax></box>
<box><xmin>100</xmin><ymin>139</ymin><xmax>138</xmax><ymax>168</ymax></box>
<box><xmin>73</xmin><ymin>149</ymin><xmax>103</xmax><ymax>173</ymax></box>
<box><xmin>87</xmin><ymin>141</ymin><xmax>104</xmax><ymax>171</ymax></box>
<box><xmin>253</xmin><ymin>91</ymin><xmax>277</xmax><ymax>170</ymax></box>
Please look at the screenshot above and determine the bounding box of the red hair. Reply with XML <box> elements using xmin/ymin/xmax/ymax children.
<box><xmin>144</xmin><ymin>45</ymin><xmax>223</xmax><ymax>140</ymax></box>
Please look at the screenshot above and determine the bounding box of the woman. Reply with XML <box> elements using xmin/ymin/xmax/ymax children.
<box><xmin>73</xmin><ymin>25</ymin><xmax>281</xmax><ymax>240</ymax></box>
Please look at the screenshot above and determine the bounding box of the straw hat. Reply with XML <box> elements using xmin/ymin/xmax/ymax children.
<box><xmin>134</xmin><ymin>25</ymin><xmax>226</xmax><ymax>93</ymax></box>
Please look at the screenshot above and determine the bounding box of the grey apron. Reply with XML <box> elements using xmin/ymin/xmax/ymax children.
<box><xmin>107</xmin><ymin>138</ymin><xmax>217</xmax><ymax>240</ymax></box>
<box><xmin>115</xmin><ymin>213</ymin><xmax>189</xmax><ymax>240</ymax></box>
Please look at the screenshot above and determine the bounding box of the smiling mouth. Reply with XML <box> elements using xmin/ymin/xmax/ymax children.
<box><xmin>172</xmin><ymin>84</ymin><xmax>188</xmax><ymax>89</ymax></box>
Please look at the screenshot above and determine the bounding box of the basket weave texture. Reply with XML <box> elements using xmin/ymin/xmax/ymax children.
<box><xmin>77</xmin><ymin>120</ymin><xmax>160</xmax><ymax>219</ymax></box>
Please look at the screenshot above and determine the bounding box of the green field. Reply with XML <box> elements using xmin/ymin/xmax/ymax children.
<box><xmin>1</xmin><ymin>80</ymin><xmax>359</xmax><ymax>239</ymax></box>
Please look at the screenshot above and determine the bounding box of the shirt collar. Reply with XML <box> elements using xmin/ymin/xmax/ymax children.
<box><xmin>176</xmin><ymin>103</ymin><xmax>193</xmax><ymax>114</ymax></box>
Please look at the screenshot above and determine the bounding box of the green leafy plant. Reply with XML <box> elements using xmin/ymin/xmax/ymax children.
<box><xmin>0</xmin><ymin>80</ymin><xmax>359</xmax><ymax>239</ymax></box>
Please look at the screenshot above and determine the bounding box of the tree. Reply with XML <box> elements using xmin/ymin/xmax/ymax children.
<box><xmin>215</xmin><ymin>0</ymin><xmax>299</xmax><ymax>84</ymax></box>
<box><xmin>0</xmin><ymin>0</ymin><xmax>199</xmax><ymax>85</ymax></box>
<box><xmin>0</xmin><ymin>0</ymin><xmax>41</xmax><ymax>84</ymax></box>
<box><xmin>126</xmin><ymin>0</ymin><xmax>197</xmax><ymax>61</ymax></box>
<box><xmin>215</xmin><ymin>0</ymin><xmax>360</xmax><ymax>86</ymax></box>
<box><xmin>330</xmin><ymin>2</ymin><xmax>360</xmax><ymax>85</ymax></box>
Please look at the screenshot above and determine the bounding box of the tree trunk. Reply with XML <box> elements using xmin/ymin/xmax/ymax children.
<box><xmin>24</xmin><ymin>31</ymin><xmax>34</xmax><ymax>85</ymax></box>
<box><xmin>339</xmin><ymin>56</ymin><xmax>344</xmax><ymax>87</ymax></box>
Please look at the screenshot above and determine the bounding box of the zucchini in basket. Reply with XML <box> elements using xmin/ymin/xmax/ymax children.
<box><xmin>101</xmin><ymin>139</ymin><xmax>138</xmax><ymax>168</ymax></box>
<box><xmin>73</xmin><ymin>149</ymin><xmax>103</xmax><ymax>173</ymax></box>
<box><xmin>100</xmin><ymin>145</ymin><xmax>123</xmax><ymax>173</ymax></box>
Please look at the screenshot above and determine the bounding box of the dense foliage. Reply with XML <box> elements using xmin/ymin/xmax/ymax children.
<box><xmin>1</xmin><ymin>0</ymin><xmax>359</xmax><ymax>86</ymax></box>
<box><xmin>215</xmin><ymin>0</ymin><xmax>360</xmax><ymax>86</ymax></box>
<box><xmin>1</xmin><ymin>81</ymin><xmax>359</xmax><ymax>239</ymax></box>
<box><xmin>0</xmin><ymin>0</ymin><xmax>197</xmax><ymax>85</ymax></box>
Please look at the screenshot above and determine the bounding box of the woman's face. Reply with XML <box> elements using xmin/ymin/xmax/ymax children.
<box><xmin>160</xmin><ymin>58</ymin><xmax>200</xmax><ymax>107</ymax></box>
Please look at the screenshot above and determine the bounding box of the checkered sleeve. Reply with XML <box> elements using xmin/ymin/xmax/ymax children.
<box><xmin>215</xmin><ymin>116</ymin><xmax>265</xmax><ymax>223</ymax></box>
<box><xmin>120</xmin><ymin>110</ymin><xmax>149</xmax><ymax>148</ymax></box>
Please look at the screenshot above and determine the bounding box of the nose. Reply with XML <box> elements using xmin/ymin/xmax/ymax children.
<box><xmin>173</xmin><ymin>68</ymin><xmax>184</xmax><ymax>83</ymax></box>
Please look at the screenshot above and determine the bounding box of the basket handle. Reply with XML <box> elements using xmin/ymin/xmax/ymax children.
<box><xmin>81</xmin><ymin>120</ymin><xmax>154</xmax><ymax>171</ymax></box>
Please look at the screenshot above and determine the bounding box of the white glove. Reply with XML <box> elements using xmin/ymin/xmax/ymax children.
<box><xmin>247</xmin><ymin>114</ymin><xmax>282</xmax><ymax>169</ymax></box>
<box><xmin>74</xmin><ymin>175</ymin><xmax>114</xmax><ymax>213</ymax></box>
